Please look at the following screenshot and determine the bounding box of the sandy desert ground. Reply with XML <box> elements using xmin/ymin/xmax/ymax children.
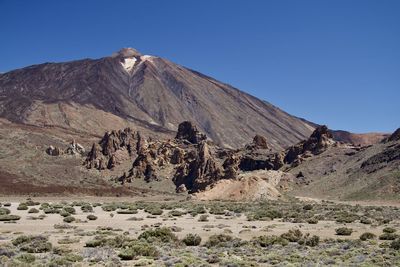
<box><xmin>1</xmin><ymin>198</ymin><xmax>400</xmax><ymax>266</ymax></box>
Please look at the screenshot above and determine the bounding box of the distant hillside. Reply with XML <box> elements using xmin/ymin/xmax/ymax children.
<box><xmin>0</xmin><ymin>48</ymin><xmax>315</xmax><ymax>150</ymax></box>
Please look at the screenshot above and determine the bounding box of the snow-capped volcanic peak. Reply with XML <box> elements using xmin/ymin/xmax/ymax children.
<box><xmin>141</xmin><ymin>55</ymin><xmax>154</xmax><ymax>61</ymax></box>
<box><xmin>121</xmin><ymin>57</ymin><xmax>137</xmax><ymax>72</ymax></box>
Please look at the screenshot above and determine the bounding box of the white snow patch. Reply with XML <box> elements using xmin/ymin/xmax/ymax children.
<box><xmin>141</xmin><ymin>55</ymin><xmax>155</xmax><ymax>62</ymax></box>
<box><xmin>121</xmin><ymin>57</ymin><xmax>137</xmax><ymax>72</ymax></box>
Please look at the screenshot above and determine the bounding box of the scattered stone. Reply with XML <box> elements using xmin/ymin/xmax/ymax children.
<box><xmin>46</xmin><ymin>146</ymin><xmax>62</xmax><ymax>156</ymax></box>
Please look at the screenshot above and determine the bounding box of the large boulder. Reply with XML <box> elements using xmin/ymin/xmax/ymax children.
<box><xmin>65</xmin><ymin>140</ymin><xmax>85</xmax><ymax>155</ymax></box>
<box><xmin>46</xmin><ymin>146</ymin><xmax>62</xmax><ymax>156</ymax></box>
<box><xmin>284</xmin><ymin>125</ymin><xmax>335</xmax><ymax>164</ymax></box>
<box><xmin>252</xmin><ymin>135</ymin><xmax>269</xmax><ymax>149</ymax></box>
<box><xmin>175</xmin><ymin>121</ymin><xmax>207</xmax><ymax>144</ymax></box>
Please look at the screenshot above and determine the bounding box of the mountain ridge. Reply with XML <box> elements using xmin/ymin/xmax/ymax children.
<box><xmin>0</xmin><ymin>48</ymin><xmax>316</xmax><ymax>150</ymax></box>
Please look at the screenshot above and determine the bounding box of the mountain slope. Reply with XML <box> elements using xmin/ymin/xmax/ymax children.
<box><xmin>0</xmin><ymin>48</ymin><xmax>314</xmax><ymax>149</ymax></box>
<box><xmin>288</xmin><ymin>129</ymin><xmax>400</xmax><ymax>201</ymax></box>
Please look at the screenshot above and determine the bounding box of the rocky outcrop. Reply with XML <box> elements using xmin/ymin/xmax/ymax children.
<box><xmin>99</xmin><ymin>128</ymin><xmax>135</xmax><ymax>156</ymax></box>
<box><xmin>386</xmin><ymin>128</ymin><xmax>400</xmax><ymax>142</ymax></box>
<box><xmin>85</xmin><ymin>143</ymin><xmax>105</xmax><ymax>169</ymax></box>
<box><xmin>65</xmin><ymin>140</ymin><xmax>85</xmax><ymax>155</ymax></box>
<box><xmin>175</xmin><ymin>121</ymin><xmax>207</xmax><ymax>144</ymax></box>
<box><xmin>361</xmin><ymin>143</ymin><xmax>400</xmax><ymax>173</ymax></box>
<box><xmin>173</xmin><ymin>142</ymin><xmax>223</xmax><ymax>192</ymax></box>
<box><xmin>85</xmin><ymin>128</ymin><xmax>137</xmax><ymax>170</ymax></box>
<box><xmin>251</xmin><ymin>135</ymin><xmax>269</xmax><ymax>149</ymax></box>
<box><xmin>176</xmin><ymin>184</ymin><xmax>187</xmax><ymax>193</ymax></box>
<box><xmin>46</xmin><ymin>140</ymin><xmax>85</xmax><ymax>157</ymax></box>
<box><xmin>91</xmin><ymin>123</ymin><xmax>337</xmax><ymax>197</ymax></box>
<box><xmin>223</xmin><ymin>154</ymin><xmax>241</xmax><ymax>179</ymax></box>
<box><xmin>284</xmin><ymin>125</ymin><xmax>335</xmax><ymax>165</ymax></box>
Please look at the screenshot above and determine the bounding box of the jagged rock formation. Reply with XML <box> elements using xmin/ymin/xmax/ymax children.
<box><xmin>361</xmin><ymin>143</ymin><xmax>400</xmax><ymax>173</ymax></box>
<box><xmin>251</xmin><ymin>135</ymin><xmax>269</xmax><ymax>149</ymax></box>
<box><xmin>385</xmin><ymin>128</ymin><xmax>400</xmax><ymax>142</ymax></box>
<box><xmin>173</xmin><ymin>142</ymin><xmax>224</xmax><ymax>192</ymax></box>
<box><xmin>81</xmin><ymin>121</ymin><xmax>336</xmax><ymax>196</ymax></box>
<box><xmin>284</xmin><ymin>125</ymin><xmax>335</xmax><ymax>165</ymax></box>
<box><xmin>65</xmin><ymin>140</ymin><xmax>85</xmax><ymax>155</ymax></box>
<box><xmin>107</xmin><ymin>122</ymin><xmax>337</xmax><ymax>194</ymax></box>
<box><xmin>175</xmin><ymin>121</ymin><xmax>207</xmax><ymax>144</ymax></box>
<box><xmin>85</xmin><ymin>128</ymin><xmax>137</xmax><ymax>170</ymax></box>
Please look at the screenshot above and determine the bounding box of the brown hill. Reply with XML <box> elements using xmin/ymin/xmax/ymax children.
<box><xmin>0</xmin><ymin>48</ymin><xmax>314</xmax><ymax>150</ymax></box>
<box><xmin>288</xmin><ymin>128</ymin><xmax>400</xmax><ymax>201</ymax></box>
<box><xmin>331</xmin><ymin>130</ymin><xmax>389</xmax><ymax>146</ymax></box>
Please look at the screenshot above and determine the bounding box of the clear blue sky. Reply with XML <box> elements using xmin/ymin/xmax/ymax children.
<box><xmin>0</xmin><ymin>0</ymin><xmax>399</xmax><ymax>133</ymax></box>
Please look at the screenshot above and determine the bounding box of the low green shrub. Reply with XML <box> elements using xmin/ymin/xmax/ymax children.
<box><xmin>335</xmin><ymin>227</ymin><xmax>353</xmax><ymax>236</ymax></box>
<box><xmin>169</xmin><ymin>210</ymin><xmax>185</xmax><ymax>217</ymax></box>
<box><xmin>0</xmin><ymin>214</ymin><xmax>21</xmax><ymax>221</ymax></box>
<box><xmin>303</xmin><ymin>204</ymin><xmax>313</xmax><ymax>210</ymax></box>
<box><xmin>307</xmin><ymin>218</ymin><xmax>319</xmax><ymax>224</ymax></box>
<box><xmin>248</xmin><ymin>209</ymin><xmax>283</xmax><ymax>221</ymax></box>
<box><xmin>360</xmin><ymin>217</ymin><xmax>372</xmax><ymax>224</ymax></box>
<box><xmin>138</xmin><ymin>227</ymin><xmax>178</xmax><ymax>243</ymax></box>
<box><xmin>118</xmin><ymin>242</ymin><xmax>159</xmax><ymax>260</ymax></box>
<box><xmin>205</xmin><ymin>234</ymin><xmax>237</xmax><ymax>248</ymax></box>
<box><xmin>85</xmin><ymin>239</ymin><xmax>103</xmax><ymax>248</ymax></box>
<box><xmin>12</xmin><ymin>235</ymin><xmax>52</xmax><ymax>253</ymax></box>
<box><xmin>379</xmin><ymin>232</ymin><xmax>398</xmax><ymax>240</ymax></box>
<box><xmin>209</xmin><ymin>206</ymin><xmax>225</xmax><ymax>215</ymax></box>
<box><xmin>182</xmin><ymin>233</ymin><xmax>201</xmax><ymax>246</ymax></box>
<box><xmin>87</xmin><ymin>214</ymin><xmax>98</xmax><ymax>220</ymax></box>
<box><xmin>17</xmin><ymin>203</ymin><xmax>28</xmax><ymax>210</ymax></box>
<box><xmin>0</xmin><ymin>207</ymin><xmax>10</xmax><ymax>215</ymax></box>
<box><xmin>390</xmin><ymin>239</ymin><xmax>400</xmax><ymax>250</ymax></box>
<box><xmin>16</xmin><ymin>253</ymin><xmax>35</xmax><ymax>263</ymax></box>
<box><xmin>28</xmin><ymin>208</ymin><xmax>39</xmax><ymax>214</ymax></box>
<box><xmin>144</xmin><ymin>207</ymin><xmax>163</xmax><ymax>216</ymax></box>
<box><xmin>102</xmin><ymin>204</ymin><xmax>117</xmax><ymax>212</ymax></box>
<box><xmin>383</xmin><ymin>227</ymin><xmax>397</xmax><ymax>234</ymax></box>
<box><xmin>43</xmin><ymin>208</ymin><xmax>58</xmax><ymax>214</ymax></box>
<box><xmin>253</xmin><ymin>235</ymin><xmax>288</xmax><ymax>247</ymax></box>
<box><xmin>116</xmin><ymin>209</ymin><xmax>138</xmax><ymax>214</ymax></box>
<box><xmin>63</xmin><ymin>206</ymin><xmax>76</xmax><ymax>214</ymax></box>
<box><xmin>63</xmin><ymin>216</ymin><xmax>75</xmax><ymax>223</ymax></box>
<box><xmin>360</xmin><ymin>232</ymin><xmax>376</xmax><ymax>241</ymax></box>
<box><xmin>281</xmin><ymin>229</ymin><xmax>303</xmax><ymax>242</ymax></box>
<box><xmin>305</xmin><ymin>235</ymin><xmax>320</xmax><ymax>247</ymax></box>
<box><xmin>198</xmin><ymin>214</ymin><xmax>209</xmax><ymax>222</ymax></box>
<box><xmin>81</xmin><ymin>204</ymin><xmax>93</xmax><ymax>213</ymax></box>
<box><xmin>189</xmin><ymin>206</ymin><xmax>206</xmax><ymax>216</ymax></box>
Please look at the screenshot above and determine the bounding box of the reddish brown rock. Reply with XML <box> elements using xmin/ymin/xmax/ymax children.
<box><xmin>252</xmin><ymin>135</ymin><xmax>269</xmax><ymax>149</ymax></box>
<box><xmin>284</xmin><ymin>125</ymin><xmax>335</xmax><ymax>164</ymax></box>
<box><xmin>175</xmin><ymin>121</ymin><xmax>207</xmax><ymax>144</ymax></box>
<box><xmin>84</xmin><ymin>127</ymin><xmax>137</xmax><ymax>170</ymax></box>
